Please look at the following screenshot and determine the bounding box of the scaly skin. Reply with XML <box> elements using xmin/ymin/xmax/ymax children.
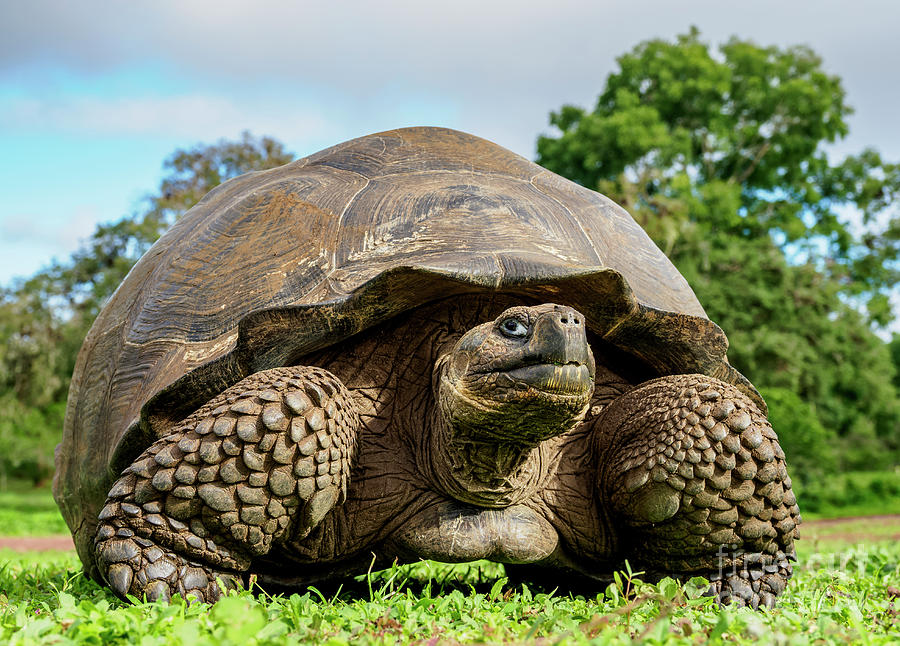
<box><xmin>595</xmin><ymin>374</ymin><xmax>801</xmax><ymax>608</ymax></box>
<box><xmin>92</xmin><ymin>299</ymin><xmax>799</xmax><ymax>608</ymax></box>
<box><xmin>94</xmin><ymin>366</ymin><xmax>359</xmax><ymax>602</ymax></box>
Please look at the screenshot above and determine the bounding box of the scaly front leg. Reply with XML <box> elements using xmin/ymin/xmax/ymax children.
<box><xmin>594</xmin><ymin>374</ymin><xmax>801</xmax><ymax>608</ymax></box>
<box><xmin>94</xmin><ymin>366</ymin><xmax>359</xmax><ymax>602</ymax></box>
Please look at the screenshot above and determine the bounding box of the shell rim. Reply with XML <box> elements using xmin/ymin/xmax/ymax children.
<box><xmin>105</xmin><ymin>262</ymin><xmax>763</xmax><ymax>485</ymax></box>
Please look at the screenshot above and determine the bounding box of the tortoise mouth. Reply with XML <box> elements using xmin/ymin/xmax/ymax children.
<box><xmin>499</xmin><ymin>362</ymin><xmax>594</xmax><ymax>396</ymax></box>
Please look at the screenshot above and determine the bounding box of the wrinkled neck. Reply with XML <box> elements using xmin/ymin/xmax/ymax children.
<box><xmin>424</xmin><ymin>411</ymin><xmax>549</xmax><ymax>508</ymax></box>
<box><xmin>419</xmin><ymin>360</ymin><xmax>551</xmax><ymax>508</ymax></box>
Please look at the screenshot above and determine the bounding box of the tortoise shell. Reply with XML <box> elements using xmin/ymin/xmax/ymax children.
<box><xmin>54</xmin><ymin>126</ymin><xmax>757</xmax><ymax>574</ymax></box>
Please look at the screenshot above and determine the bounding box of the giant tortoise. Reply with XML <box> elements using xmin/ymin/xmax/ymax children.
<box><xmin>54</xmin><ymin>127</ymin><xmax>800</xmax><ymax>608</ymax></box>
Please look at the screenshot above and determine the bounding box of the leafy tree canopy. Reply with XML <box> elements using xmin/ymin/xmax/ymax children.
<box><xmin>538</xmin><ymin>29</ymin><xmax>900</xmax><ymax>470</ymax></box>
<box><xmin>538</xmin><ymin>27</ymin><xmax>900</xmax><ymax>326</ymax></box>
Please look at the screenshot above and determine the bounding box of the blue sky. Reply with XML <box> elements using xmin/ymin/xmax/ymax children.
<box><xmin>2</xmin><ymin>0</ymin><xmax>899</xmax><ymax>286</ymax></box>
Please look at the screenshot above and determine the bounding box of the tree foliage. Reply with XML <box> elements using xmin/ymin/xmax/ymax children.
<box><xmin>538</xmin><ymin>28</ymin><xmax>900</xmax><ymax>325</ymax></box>
<box><xmin>538</xmin><ymin>29</ymin><xmax>900</xmax><ymax>471</ymax></box>
<box><xmin>0</xmin><ymin>133</ymin><xmax>293</xmax><ymax>484</ymax></box>
<box><xmin>680</xmin><ymin>236</ymin><xmax>900</xmax><ymax>470</ymax></box>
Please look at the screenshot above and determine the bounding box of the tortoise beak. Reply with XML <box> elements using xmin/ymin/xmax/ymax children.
<box><xmin>526</xmin><ymin>306</ymin><xmax>595</xmax><ymax>379</ymax></box>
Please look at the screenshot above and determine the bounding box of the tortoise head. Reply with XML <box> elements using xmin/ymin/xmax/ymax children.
<box><xmin>436</xmin><ymin>303</ymin><xmax>596</xmax><ymax>445</ymax></box>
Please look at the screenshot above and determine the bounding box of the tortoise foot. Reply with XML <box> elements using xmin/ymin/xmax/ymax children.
<box><xmin>96</xmin><ymin>518</ymin><xmax>241</xmax><ymax>602</ymax></box>
<box><xmin>706</xmin><ymin>551</ymin><xmax>794</xmax><ymax>609</ymax></box>
<box><xmin>93</xmin><ymin>365</ymin><xmax>360</xmax><ymax>603</ymax></box>
<box><xmin>596</xmin><ymin>374</ymin><xmax>801</xmax><ymax>608</ymax></box>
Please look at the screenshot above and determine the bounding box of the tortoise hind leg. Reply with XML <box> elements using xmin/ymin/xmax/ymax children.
<box><xmin>594</xmin><ymin>374</ymin><xmax>801</xmax><ymax>608</ymax></box>
<box><xmin>94</xmin><ymin>366</ymin><xmax>359</xmax><ymax>602</ymax></box>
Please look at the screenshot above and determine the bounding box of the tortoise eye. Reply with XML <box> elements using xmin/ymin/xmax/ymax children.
<box><xmin>499</xmin><ymin>317</ymin><xmax>528</xmax><ymax>338</ymax></box>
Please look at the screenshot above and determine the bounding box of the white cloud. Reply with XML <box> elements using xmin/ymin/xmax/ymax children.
<box><xmin>2</xmin><ymin>0</ymin><xmax>898</xmax><ymax>159</ymax></box>
<box><xmin>1</xmin><ymin>207</ymin><xmax>99</xmax><ymax>250</ymax></box>
<box><xmin>1</xmin><ymin>93</ymin><xmax>335</xmax><ymax>141</ymax></box>
<box><xmin>3</xmin><ymin>1</ymin><xmax>897</xmax><ymax>95</ymax></box>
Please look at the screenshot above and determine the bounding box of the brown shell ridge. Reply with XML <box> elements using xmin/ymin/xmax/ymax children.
<box><xmin>130</xmin><ymin>264</ymin><xmax>749</xmax><ymax>461</ymax></box>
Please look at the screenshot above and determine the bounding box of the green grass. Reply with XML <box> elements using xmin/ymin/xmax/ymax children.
<box><xmin>794</xmin><ymin>515</ymin><xmax>900</xmax><ymax>566</ymax></box>
<box><xmin>0</xmin><ymin>486</ymin><xmax>68</xmax><ymax>537</ymax></box>
<box><xmin>802</xmin><ymin>502</ymin><xmax>900</xmax><ymax>521</ymax></box>
<box><xmin>1</xmin><ymin>529</ymin><xmax>899</xmax><ymax>644</ymax></box>
<box><xmin>794</xmin><ymin>470</ymin><xmax>900</xmax><ymax>518</ymax></box>
<box><xmin>1</xmin><ymin>485</ymin><xmax>899</xmax><ymax>643</ymax></box>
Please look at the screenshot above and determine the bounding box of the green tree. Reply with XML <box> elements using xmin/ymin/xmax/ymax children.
<box><xmin>0</xmin><ymin>132</ymin><xmax>293</xmax><ymax>485</ymax></box>
<box><xmin>681</xmin><ymin>235</ymin><xmax>899</xmax><ymax>470</ymax></box>
<box><xmin>538</xmin><ymin>28</ymin><xmax>900</xmax><ymax>324</ymax></box>
<box><xmin>761</xmin><ymin>386</ymin><xmax>836</xmax><ymax>484</ymax></box>
<box><xmin>0</xmin><ymin>289</ymin><xmax>73</xmax><ymax>486</ymax></box>
<box><xmin>891</xmin><ymin>335</ymin><xmax>900</xmax><ymax>389</ymax></box>
<box><xmin>538</xmin><ymin>29</ymin><xmax>900</xmax><ymax>471</ymax></box>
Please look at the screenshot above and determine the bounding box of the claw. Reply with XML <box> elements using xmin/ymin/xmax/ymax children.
<box><xmin>303</xmin><ymin>485</ymin><xmax>339</xmax><ymax>529</ymax></box>
<box><xmin>107</xmin><ymin>563</ymin><xmax>133</xmax><ymax>596</ymax></box>
<box><xmin>144</xmin><ymin>580</ymin><xmax>171</xmax><ymax>602</ymax></box>
<box><xmin>182</xmin><ymin>567</ymin><xmax>209</xmax><ymax>591</ymax></box>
